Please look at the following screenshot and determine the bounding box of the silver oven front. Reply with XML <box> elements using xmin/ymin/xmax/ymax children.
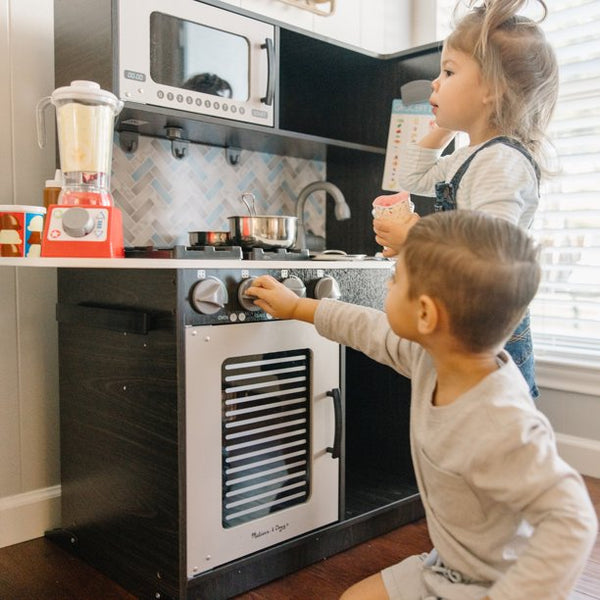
<box><xmin>185</xmin><ymin>320</ymin><xmax>341</xmax><ymax>577</ymax></box>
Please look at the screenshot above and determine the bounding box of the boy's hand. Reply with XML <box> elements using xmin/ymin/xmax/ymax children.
<box><xmin>244</xmin><ymin>275</ymin><xmax>306</xmax><ymax>320</ymax></box>
<box><xmin>373</xmin><ymin>213</ymin><xmax>420</xmax><ymax>257</ymax></box>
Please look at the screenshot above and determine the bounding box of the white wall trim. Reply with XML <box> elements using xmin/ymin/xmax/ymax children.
<box><xmin>0</xmin><ymin>485</ymin><xmax>61</xmax><ymax>549</ymax></box>
<box><xmin>536</xmin><ymin>357</ymin><xmax>600</xmax><ymax>397</ymax></box>
<box><xmin>555</xmin><ymin>433</ymin><xmax>600</xmax><ymax>479</ymax></box>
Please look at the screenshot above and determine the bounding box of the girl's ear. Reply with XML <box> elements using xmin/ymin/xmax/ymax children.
<box><xmin>417</xmin><ymin>295</ymin><xmax>439</xmax><ymax>335</ymax></box>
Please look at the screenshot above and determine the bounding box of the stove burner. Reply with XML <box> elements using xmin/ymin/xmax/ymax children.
<box><xmin>124</xmin><ymin>246</ymin><xmax>173</xmax><ymax>259</ymax></box>
<box><xmin>174</xmin><ymin>245</ymin><xmax>243</xmax><ymax>260</ymax></box>
<box><xmin>125</xmin><ymin>245</ymin><xmax>310</xmax><ymax>261</ymax></box>
<box><xmin>245</xmin><ymin>247</ymin><xmax>310</xmax><ymax>261</ymax></box>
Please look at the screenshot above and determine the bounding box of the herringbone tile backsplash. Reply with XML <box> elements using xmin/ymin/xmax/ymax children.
<box><xmin>111</xmin><ymin>135</ymin><xmax>327</xmax><ymax>247</ymax></box>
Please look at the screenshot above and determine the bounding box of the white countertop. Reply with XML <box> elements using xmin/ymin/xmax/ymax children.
<box><xmin>0</xmin><ymin>256</ymin><xmax>394</xmax><ymax>270</ymax></box>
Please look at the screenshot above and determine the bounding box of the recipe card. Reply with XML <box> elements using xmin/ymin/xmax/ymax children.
<box><xmin>382</xmin><ymin>99</ymin><xmax>435</xmax><ymax>192</ymax></box>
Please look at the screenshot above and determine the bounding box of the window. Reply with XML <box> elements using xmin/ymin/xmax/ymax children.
<box><xmin>435</xmin><ymin>1</ymin><xmax>600</xmax><ymax>394</ymax></box>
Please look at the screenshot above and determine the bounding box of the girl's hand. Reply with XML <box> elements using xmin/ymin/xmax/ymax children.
<box><xmin>244</xmin><ymin>275</ymin><xmax>319</xmax><ymax>323</ymax></box>
<box><xmin>418</xmin><ymin>125</ymin><xmax>456</xmax><ymax>150</ymax></box>
<box><xmin>373</xmin><ymin>213</ymin><xmax>420</xmax><ymax>257</ymax></box>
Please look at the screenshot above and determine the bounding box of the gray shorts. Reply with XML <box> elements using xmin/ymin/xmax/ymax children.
<box><xmin>381</xmin><ymin>550</ymin><xmax>490</xmax><ymax>600</ymax></box>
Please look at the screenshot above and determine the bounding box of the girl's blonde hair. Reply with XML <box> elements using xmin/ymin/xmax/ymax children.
<box><xmin>402</xmin><ymin>211</ymin><xmax>541</xmax><ymax>353</ymax></box>
<box><xmin>447</xmin><ymin>0</ymin><xmax>559</xmax><ymax>170</ymax></box>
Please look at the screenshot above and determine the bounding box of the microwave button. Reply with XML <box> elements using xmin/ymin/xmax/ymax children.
<box><xmin>195</xmin><ymin>98</ymin><xmax>202</xmax><ymax>106</ymax></box>
<box><xmin>231</xmin><ymin>106</ymin><xmax>237</xmax><ymax>113</ymax></box>
<box><xmin>167</xmin><ymin>92</ymin><xmax>174</xmax><ymax>101</ymax></box>
<box><xmin>176</xmin><ymin>94</ymin><xmax>184</xmax><ymax>103</ymax></box>
<box><xmin>157</xmin><ymin>90</ymin><xmax>164</xmax><ymax>99</ymax></box>
<box><xmin>213</xmin><ymin>101</ymin><xmax>220</xmax><ymax>110</ymax></box>
<box><xmin>239</xmin><ymin>107</ymin><xmax>245</xmax><ymax>115</ymax></box>
<box><xmin>222</xmin><ymin>104</ymin><xmax>229</xmax><ymax>112</ymax></box>
<box><xmin>186</xmin><ymin>96</ymin><xmax>193</xmax><ymax>105</ymax></box>
<box><xmin>204</xmin><ymin>99</ymin><xmax>212</xmax><ymax>108</ymax></box>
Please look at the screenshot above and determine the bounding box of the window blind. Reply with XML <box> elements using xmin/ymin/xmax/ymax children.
<box><xmin>528</xmin><ymin>0</ymin><xmax>600</xmax><ymax>366</ymax></box>
<box><xmin>434</xmin><ymin>0</ymin><xmax>600</xmax><ymax>370</ymax></box>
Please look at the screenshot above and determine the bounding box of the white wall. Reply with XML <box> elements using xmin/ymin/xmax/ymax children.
<box><xmin>0</xmin><ymin>0</ymin><xmax>61</xmax><ymax>547</ymax></box>
<box><xmin>220</xmin><ymin>0</ymin><xmax>412</xmax><ymax>54</ymax></box>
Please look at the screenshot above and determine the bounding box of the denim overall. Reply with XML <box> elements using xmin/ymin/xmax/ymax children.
<box><xmin>434</xmin><ymin>137</ymin><xmax>540</xmax><ymax>399</ymax></box>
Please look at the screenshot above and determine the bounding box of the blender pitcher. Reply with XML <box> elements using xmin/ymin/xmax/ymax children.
<box><xmin>37</xmin><ymin>80</ymin><xmax>123</xmax><ymax>206</ymax></box>
<box><xmin>37</xmin><ymin>80</ymin><xmax>125</xmax><ymax>258</ymax></box>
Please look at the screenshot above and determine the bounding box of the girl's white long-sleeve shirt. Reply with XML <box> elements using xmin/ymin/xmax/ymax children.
<box><xmin>397</xmin><ymin>141</ymin><xmax>539</xmax><ymax>229</ymax></box>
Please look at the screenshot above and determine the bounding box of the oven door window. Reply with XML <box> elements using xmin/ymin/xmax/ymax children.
<box><xmin>221</xmin><ymin>349</ymin><xmax>311</xmax><ymax>528</ymax></box>
<box><xmin>150</xmin><ymin>11</ymin><xmax>249</xmax><ymax>100</ymax></box>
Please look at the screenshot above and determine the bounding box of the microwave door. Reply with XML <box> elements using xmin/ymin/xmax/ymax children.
<box><xmin>119</xmin><ymin>0</ymin><xmax>275</xmax><ymax>126</ymax></box>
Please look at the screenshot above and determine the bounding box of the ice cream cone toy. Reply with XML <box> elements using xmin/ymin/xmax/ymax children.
<box><xmin>372</xmin><ymin>191</ymin><xmax>414</xmax><ymax>220</ymax></box>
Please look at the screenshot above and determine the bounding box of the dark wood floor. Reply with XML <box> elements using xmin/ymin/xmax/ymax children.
<box><xmin>1</xmin><ymin>476</ymin><xmax>598</xmax><ymax>600</ymax></box>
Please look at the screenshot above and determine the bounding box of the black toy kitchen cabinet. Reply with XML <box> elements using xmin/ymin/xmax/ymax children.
<box><xmin>50</xmin><ymin>266</ymin><xmax>421</xmax><ymax>600</ymax></box>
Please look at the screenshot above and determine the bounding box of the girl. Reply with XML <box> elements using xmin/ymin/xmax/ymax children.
<box><xmin>374</xmin><ymin>0</ymin><xmax>559</xmax><ymax>399</ymax></box>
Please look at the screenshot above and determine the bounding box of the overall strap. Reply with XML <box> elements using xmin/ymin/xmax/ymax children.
<box><xmin>450</xmin><ymin>136</ymin><xmax>540</xmax><ymax>190</ymax></box>
<box><xmin>434</xmin><ymin>136</ymin><xmax>540</xmax><ymax>212</ymax></box>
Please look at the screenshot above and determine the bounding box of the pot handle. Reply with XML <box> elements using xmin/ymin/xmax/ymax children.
<box><xmin>241</xmin><ymin>192</ymin><xmax>257</xmax><ymax>216</ymax></box>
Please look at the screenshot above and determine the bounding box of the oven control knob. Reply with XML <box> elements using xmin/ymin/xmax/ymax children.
<box><xmin>190</xmin><ymin>277</ymin><xmax>228</xmax><ymax>315</ymax></box>
<box><xmin>313</xmin><ymin>276</ymin><xmax>341</xmax><ymax>300</ymax></box>
<box><xmin>282</xmin><ymin>275</ymin><xmax>306</xmax><ymax>298</ymax></box>
<box><xmin>61</xmin><ymin>207</ymin><xmax>94</xmax><ymax>238</ymax></box>
<box><xmin>237</xmin><ymin>278</ymin><xmax>261</xmax><ymax>312</ymax></box>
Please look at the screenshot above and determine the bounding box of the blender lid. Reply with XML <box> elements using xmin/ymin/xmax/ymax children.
<box><xmin>51</xmin><ymin>80</ymin><xmax>124</xmax><ymax>112</ymax></box>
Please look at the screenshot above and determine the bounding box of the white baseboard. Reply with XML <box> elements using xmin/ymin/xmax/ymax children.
<box><xmin>556</xmin><ymin>433</ymin><xmax>600</xmax><ymax>479</ymax></box>
<box><xmin>0</xmin><ymin>485</ymin><xmax>61</xmax><ymax>549</ymax></box>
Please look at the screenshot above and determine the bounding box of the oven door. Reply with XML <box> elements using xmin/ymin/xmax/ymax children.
<box><xmin>185</xmin><ymin>320</ymin><xmax>341</xmax><ymax>577</ymax></box>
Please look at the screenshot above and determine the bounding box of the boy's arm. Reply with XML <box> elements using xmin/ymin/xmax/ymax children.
<box><xmin>245</xmin><ymin>275</ymin><xmax>318</xmax><ymax>322</ymax></box>
<box><xmin>246</xmin><ymin>276</ymin><xmax>416</xmax><ymax>378</ymax></box>
<box><xmin>472</xmin><ymin>418</ymin><xmax>597</xmax><ymax>600</ymax></box>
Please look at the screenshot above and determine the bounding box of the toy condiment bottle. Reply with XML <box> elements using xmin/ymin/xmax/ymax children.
<box><xmin>43</xmin><ymin>169</ymin><xmax>63</xmax><ymax>209</ymax></box>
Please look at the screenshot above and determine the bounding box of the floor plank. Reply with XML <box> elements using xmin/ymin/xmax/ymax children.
<box><xmin>0</xmin><ymin>477</ymin><xmax>597</xmax><ymax>600</ymax></box>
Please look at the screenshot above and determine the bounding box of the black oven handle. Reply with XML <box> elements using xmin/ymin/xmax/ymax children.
<box><xmin>261</xmin><ymin>37</ymin><xmax>276</xmax><ymax>106</ymax></box>
<box><xmin>326</xmin><ymin>388</ymin><xmax>342</xmax><ymax>459</ymax></box>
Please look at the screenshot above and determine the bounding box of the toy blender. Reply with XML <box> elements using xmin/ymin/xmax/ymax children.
<box><xmin>37</xmin><ymin>80</ymin><xmax>125</xmax><ymax>257</ymax></box>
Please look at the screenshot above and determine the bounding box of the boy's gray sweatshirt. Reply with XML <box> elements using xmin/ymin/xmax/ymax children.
<box><xmin>314</xmin><ymin>299</ymin><xmax>597</xmax><ymax>600</ymax></box>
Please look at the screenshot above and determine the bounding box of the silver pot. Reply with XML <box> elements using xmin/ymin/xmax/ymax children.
<box><xmin>228</xmin><ymin>215</ymin><xmax>297</xmax><ymax>249</ymax></box>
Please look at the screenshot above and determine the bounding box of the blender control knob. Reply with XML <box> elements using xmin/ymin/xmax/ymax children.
<box><xmin>237</xmin><ymin>278</ymin><xmax>261</xmax><ymax>312</ymax></box>
<box><xmin>313</xmin><ymin>276</ymin><xmax>341</xmax><ymax>300</ymax></box>
<box><xmin>61</xmin><ymin>207</ymin><xmax>94</xmax><ymax>238</ymax></box>
<box><xmin>282</xmin><ymin>275</ymin><xmax>306</xmax><ymax>298</ymax></box>
<box><xmin>191</xmin><ymin>277</ymin><xmax>228</xmax><ymax>315</ymax></box>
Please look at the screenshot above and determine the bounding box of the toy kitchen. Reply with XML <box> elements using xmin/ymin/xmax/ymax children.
<box><xmin>0</xmin><ymin>0</ymin><xmax>445</xmax><ymax>598</ymax></box>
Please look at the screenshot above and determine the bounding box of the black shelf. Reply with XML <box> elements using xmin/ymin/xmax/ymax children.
<box><xmin>117</xmin><ymin>102</ymin><xmax>385</xmax><ymax>161</ymax></box>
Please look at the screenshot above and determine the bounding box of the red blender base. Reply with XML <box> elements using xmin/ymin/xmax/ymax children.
<box><xmin>41</xmin><ymin>204</ymin><xmax>124</xmax><ymax>258</ymax></box>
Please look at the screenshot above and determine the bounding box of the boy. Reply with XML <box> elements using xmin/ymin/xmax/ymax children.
<box><xmin>246</xmin><ymin>210</ymin><xmax>597</xmax><ymax>600</ymax></box>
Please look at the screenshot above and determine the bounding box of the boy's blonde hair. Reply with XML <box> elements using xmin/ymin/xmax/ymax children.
<box><xmin>402</xmin><ymin>211</ymin><xmax>541</xmax><ymax>353</ymax></box>
<box><xmin>447</xmin><ymin>0</ymin><xmax>558</xmax><ymax>170</ymax></box>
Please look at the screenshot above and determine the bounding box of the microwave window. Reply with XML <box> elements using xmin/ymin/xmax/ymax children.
<box><xmin>150</xmin><ymin>12</ymin><xmax>250</xmax><ymax>101</ymax></box>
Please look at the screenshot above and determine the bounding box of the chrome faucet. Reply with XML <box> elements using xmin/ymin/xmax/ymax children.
<box><xmin>294</xmin><ymin>181</ymin><xmax>350</xmax><ymax>250</ymax></box>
